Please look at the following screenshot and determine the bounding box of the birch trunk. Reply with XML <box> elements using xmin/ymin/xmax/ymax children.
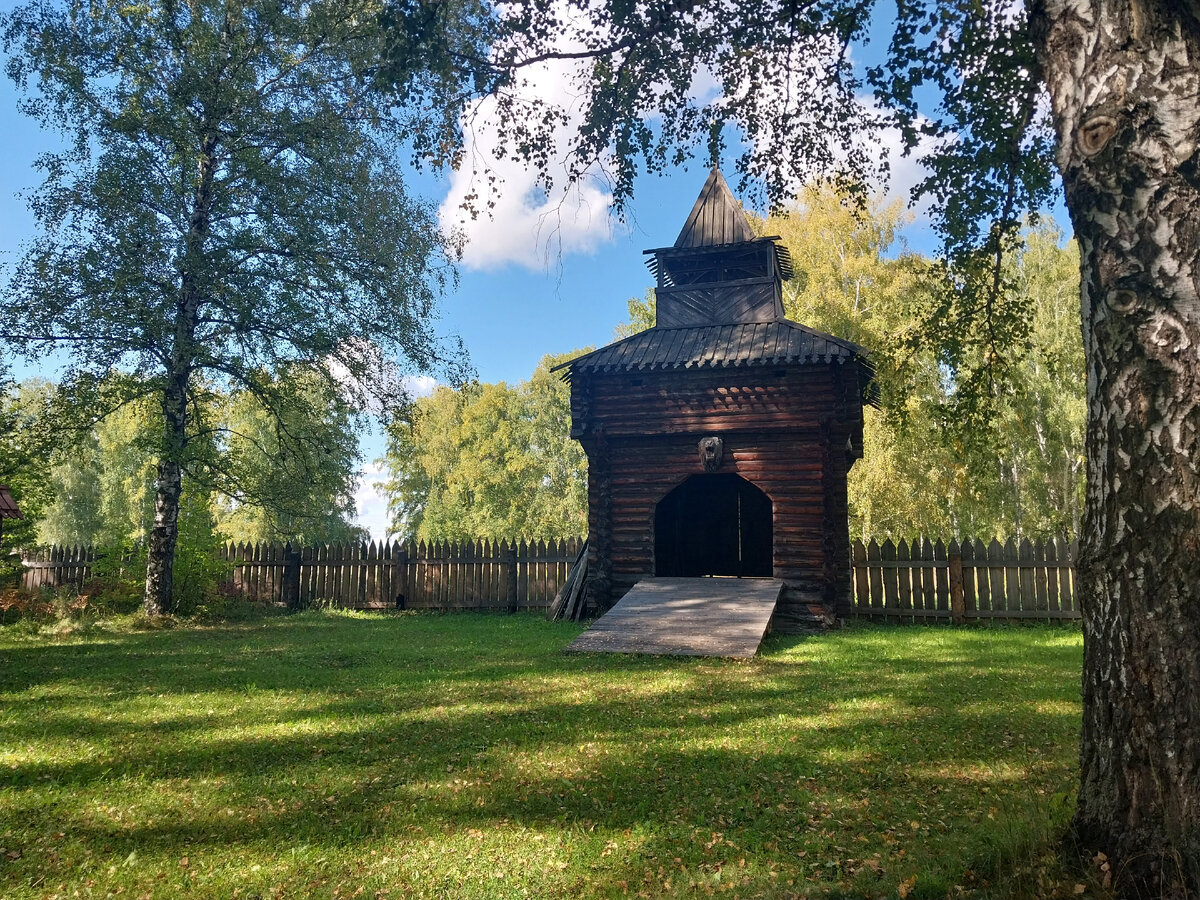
<box><xmin>143</xmin><ymin>456</ymin><xmax>183</xmax><ymax>616</ymax></box>
<box><xmin>1032</xmin><ymin>1</ymin><xmax>1200</xmax><ymax>894</ymax></box>
<box><xmin>142</xmin><ymin>358</ymin><xmax>192</xmax><ymax>617</ymax></box>
<box><xmin>142</xmin><ymin>131</ymin><xmax>217</xmax><ymax>615</ymax></box>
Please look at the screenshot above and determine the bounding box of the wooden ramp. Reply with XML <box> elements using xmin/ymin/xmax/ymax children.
<box><xmin>566</xmin><ymin>577</ymin><xmax>783</xmax><ymax>658</ymax></box>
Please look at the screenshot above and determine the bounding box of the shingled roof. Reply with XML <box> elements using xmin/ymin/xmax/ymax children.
<box><xmin>557</xmin><ymin>320</ymin><xmax>870</xmax><ymax>377</ymax></box>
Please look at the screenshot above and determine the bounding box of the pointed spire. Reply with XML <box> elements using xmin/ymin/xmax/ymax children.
<box><xmin>674</xmin><ymin>168</ymin><xmax>756</xmax><ymax>249</ymax></box>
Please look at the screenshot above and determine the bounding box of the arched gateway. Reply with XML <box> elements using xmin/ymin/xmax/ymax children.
<box><xmin>655</xmin><ymin>474</ymin><xmax>772</xmax><ymax>578</ymax></box>
<box><xmin>556</xmin><ymin>168</ymin><xmax>875</xmax><ymax>631</ymax></box>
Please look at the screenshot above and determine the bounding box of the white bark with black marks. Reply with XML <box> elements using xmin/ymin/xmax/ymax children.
<box><xmin>143</xmin><ymin>130</ymin><xmax>218</xmax><ymax>616</ymax></box>
<box><xmin>1032</xmin><ymin>0</ymin><xmax>1200</xmax><ymax>894</ymax></box>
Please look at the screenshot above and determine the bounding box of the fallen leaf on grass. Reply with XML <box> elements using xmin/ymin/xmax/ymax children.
<box><xmin>898</xmin><ymin>875</ymin><xmax>917</xmax><ymax>898</ymax></box>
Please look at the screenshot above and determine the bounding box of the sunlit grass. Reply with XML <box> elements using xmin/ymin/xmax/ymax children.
<box><xmin>0</xmin><ymin>612</ymin><xmax>1085</xmax><ymax>898</ymax></box>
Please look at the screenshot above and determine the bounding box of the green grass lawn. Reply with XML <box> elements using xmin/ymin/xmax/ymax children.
<box><xmin>0</xmin><ymin>611</ymin><xmax>1085</xmax><ymax>899</ymax></box>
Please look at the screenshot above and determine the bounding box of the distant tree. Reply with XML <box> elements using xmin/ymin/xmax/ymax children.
<box><xmin>1</xmin><ymin>0</ymin><xmax>462</xmax><ymax>615</ymax></box>
<box><xmin>383</xmin><ymin>353</ymin><xmax>587</xmax><ymax>542</ymax></box>
<box><xmin>34</xmin><ymin>391</ymin><xmax>159</xmax><ymax>548</ymax></box>
<box><xmin>0</xmin><ymin>378</ymin><xmax>55</xmax><ymax>570</ymax></box>
<box><xmin>214</xmin><ymin>369</ymin><xmax>365</xmax><ymax>546</ymax></box>
<box><xmin>765</xmin><ymin>187</ymin><xmax>1085</xmax><ymax>540</ymax></box>
<box><xmin>19</xmin><ymin>369</ymin><xmax>364</xmax><ymax>549</ymax></box>
<box><xmin>612</xmin><ymin>291</ymin><xmax>657</xmax><ymax>340</ymax></box>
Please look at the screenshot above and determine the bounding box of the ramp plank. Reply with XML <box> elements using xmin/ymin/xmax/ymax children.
<box><xmin>567</xmin><ymin>577</ymin><xmax>782</xmax><ymax>658</ymax></box>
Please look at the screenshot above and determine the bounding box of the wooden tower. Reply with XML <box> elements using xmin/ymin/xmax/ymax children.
<box><xmin>558</xmin><ymin>169</ymin><xmax>875</xmax><ymax>629</ymax></box>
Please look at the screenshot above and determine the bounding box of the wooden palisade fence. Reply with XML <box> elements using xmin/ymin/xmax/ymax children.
<box><xmin>220</xmin><ymin>538</ymin><xmax>584</xmax><ymax>612</ymax></box>
<box><xmin>848</xmin><ymin>537</ymin><xmax>1078</xmax><ymax>622</ymax></box>
<box><xmin>19</xmin><ymin>544</ymin><xmax>99</xmax><ymax>592</ymax></box>
<box><xmin>21</xmin><ymin>536</ymin><xmax>1079</xmax><ymax>622</ymax></box>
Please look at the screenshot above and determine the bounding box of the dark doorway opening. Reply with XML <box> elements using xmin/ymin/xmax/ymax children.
<box><xmin>654</xmin><ymin>474</ymin><xmax>773</xmax><ymax>577</ymax></box>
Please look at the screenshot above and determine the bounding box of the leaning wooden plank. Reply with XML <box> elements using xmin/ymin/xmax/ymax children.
<box><xmin>563</xmin><ymin>553</ymin><xmax>588</xmax><ymax>622</ymax></box>
<box><xmin>549</xmin><ymin>540</ymin><xmax>589</xmax><ymax>621</ymax></box>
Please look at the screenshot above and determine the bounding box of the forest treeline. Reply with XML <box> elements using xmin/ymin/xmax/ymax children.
<box><xmin>2</xmin><ymin>188</ymin><xmax>1084</xmax><ymax>563</ymax></box>
<box><xmin>1</xmin><ymin>367</ymin><xmax>365</xmax><ymax>559</ymax></box>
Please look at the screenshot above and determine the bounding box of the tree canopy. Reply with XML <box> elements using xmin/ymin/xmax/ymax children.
<box><xmin>767</xmin><ymin>187</ymin><xmax>1085</xmax><ymax>540</ymax></box>
<box><xmin>1</xmin><ymin>0</ymin><xmax>465</xmax><ymax>612</ymax></box>
<box><xmin>383</xmin><ymin>352</ymin><xmax>588</xmax><ymax>543</ymax></box>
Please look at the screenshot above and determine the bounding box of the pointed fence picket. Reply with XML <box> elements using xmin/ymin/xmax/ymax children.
<box><xmin>848</xmin><ymin>536</ymin><xmax>1079</xmax><ymax>621</ymax></box>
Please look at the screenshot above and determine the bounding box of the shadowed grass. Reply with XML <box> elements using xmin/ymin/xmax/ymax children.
<box><xmin>0</xmin><ymin>612</ymin><xmax>1085</xmax><ymax>898</ymax></box>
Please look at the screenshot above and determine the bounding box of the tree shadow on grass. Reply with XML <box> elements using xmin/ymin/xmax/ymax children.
<box><xmin>0</xmin><ymin>616</ymin><xmax>1082</xmax><ymax>898</ymax></box>
<box><xmin>1</xmin><ymin>721</ymin><xmax>1078</xmax><ymax>898</ymax></box>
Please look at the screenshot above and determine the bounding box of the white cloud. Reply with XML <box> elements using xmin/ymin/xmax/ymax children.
<box><xmin>352</xmin><ymin>460</ymin><xmax>391</xmax><ymax>543</ymax></box>
<box><xmin>870</xmin><ymin>117</ymin><xmax>939</xmax><ymax>221</ymax></box>
<box><xmin>439</xmin><ymin>14</ymin><xmax>940</xmax><ymax>268</ymax></box>
<box><xmin>400</xmin><ymin>373</ymin><xmax>439</xmax><ymax>399</ymax></box>
<box><xmin>439</xmin><ymin>48</ymin><xmax>619</xmax><ymax>271</ymax></box>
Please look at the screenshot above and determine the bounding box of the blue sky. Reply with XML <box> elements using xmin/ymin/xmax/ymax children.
<box><xmin>0</xmin><ymin>12</ymin><xmax>1067</xmax><ymax>540</ymax></box>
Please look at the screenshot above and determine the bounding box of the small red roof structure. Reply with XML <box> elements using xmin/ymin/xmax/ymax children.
<box><xmin>0</xmin><ymin>485</ymin><xmax>21</xmax><ymax>521</ymax></box>
<box><xmin>0</xmin><ymin>485</ymin><xmax>23</xmax><ymax>546</ymax></box>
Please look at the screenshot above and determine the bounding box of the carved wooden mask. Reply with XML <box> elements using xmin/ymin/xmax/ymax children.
<box><xmin>698</xmin><ymin>436</ymin><xmax>724</xmax><ymax>472</ymax></box>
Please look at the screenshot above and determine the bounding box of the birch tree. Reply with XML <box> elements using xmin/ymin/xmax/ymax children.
<box><xmin>2</xmin><ymin>0</ymin><xmax>463</xmax><ymax>614</ymax></box>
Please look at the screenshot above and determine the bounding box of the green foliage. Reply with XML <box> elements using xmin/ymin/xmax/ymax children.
<box><xmin>612</xmin><ymin>290</ymin><xmax>657</xmax><ymax>339</ymax></box>
<box><xmin>379</xmin><ymin>0</ymin><xmax>879</xmax><ymax>214</ymax></box>
<box><xmin>213</xmin><ymin>368</ymin><xmax>366</xmax><ymax>546</ymax></box>
<box><xmin>13</xmin><ymin>369</ymin><xmax>364</xmax><ymax>552</ymax></box>
<box><xmin>0</xmin><ymin>615</ymin><xmax>1086</xmax><ymax>899</ymax></box>
<box><xmin>766</xmin><ymin>186</ymin><xmax>1084</xmax><ymax>540</ymax></box>
<box><xmin>384</xmin><ymin>353</ymin><xmax>588</xmax><ymax>542</ymax></box>
<box><xmin>35</xmin><ymin>394</ymin><xmax>158</xmax><ymax>548</ymax></box>
<box><xmin>1</xmin><ymin>0</ymin><xmax>460</xmax><ymax>398</ymax></box>
<box><xmin>0</xmin><ymin>379</ymin><xmax>55</xmax><ymax>573</ymax></box>
<box><xmin>170</xmin><ymin>478</ymin><xmax>229</xmax><ymax>615</ymax></box>
<box><xmin>1</xmin><ymin>0</ymin><xmax>463</xmax><ymax>610</ymax></box>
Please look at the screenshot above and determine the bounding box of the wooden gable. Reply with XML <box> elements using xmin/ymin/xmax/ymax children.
<box><xmin>673</xmin><ymin>167</ymin><xmax>756</xmax><ymax>248</ymax></box>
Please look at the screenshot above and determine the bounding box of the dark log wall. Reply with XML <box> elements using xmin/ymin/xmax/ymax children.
<box><xmin>574</xmin><ymin>363</ymin><xmax>865</xmax><ymax>625</ymax></box>
<box><xmin>573</xmin><ymin>364</ymin><xmax>865</xmax><ymax>438</ymax></box>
